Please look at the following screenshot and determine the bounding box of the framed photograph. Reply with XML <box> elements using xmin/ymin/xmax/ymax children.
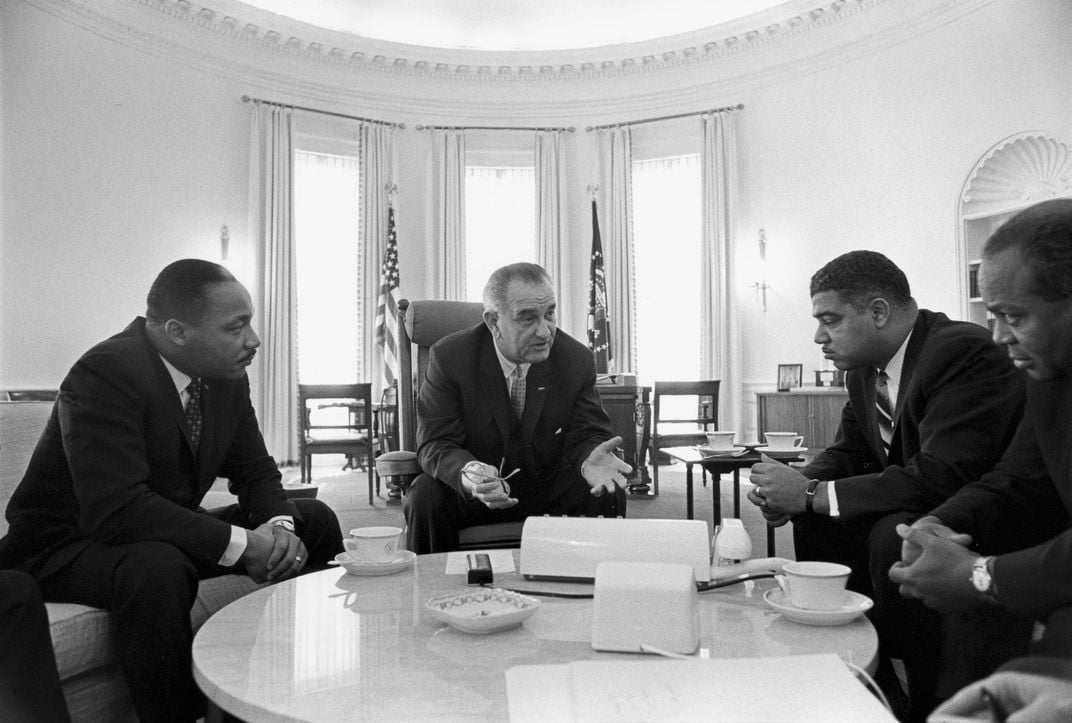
<box><xmin>777</xmin><ymin>363</ymin><xmax>803</xmax><ymax>392</ymax></box>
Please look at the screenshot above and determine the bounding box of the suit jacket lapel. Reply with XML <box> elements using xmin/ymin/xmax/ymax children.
<box><xmin>478</xmin><ymin>337</ymin><xmax>512</xmax><ymax>446</ymax></box>
<box><xmin>521</xmin><ymin>362</ymin><xmax>550</xmax><ymax>441</ymax></box>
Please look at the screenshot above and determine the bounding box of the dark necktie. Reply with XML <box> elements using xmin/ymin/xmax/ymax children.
<box><xmin>875</xmin><ymin>370</ymin><xmax>893</xmax><ymax>455</ymax></box>
<box><xmin>185</xmin><ymin>379</ymin><xmax>203</xmax><ymax>453</ymax></box>
<box><xmin>509</xmin><ymin>366</ymin><xmax>526</xmax><ymax>419</ymax></box>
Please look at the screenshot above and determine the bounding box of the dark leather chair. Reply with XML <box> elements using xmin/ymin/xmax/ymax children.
<box><xmin>298</xmin><ymin>383</ymin><xmax>375</xmax><ymax>504</ymax></box>
<box><xmin>650</xmin><ymin>380</ymin><xmax>721</xmax><ymax>495</ymax></box>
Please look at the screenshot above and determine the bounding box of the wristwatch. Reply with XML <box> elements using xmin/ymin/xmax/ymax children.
<box><xmin>271</xmin><ymin>519</ymin><xmax>295</xmax><ymax>533</ymax></box>
<box><xmin>971</xmin><ymin>556</ymin><xmax>999</xmax><ymax>603</ymax></box>
<box><xmin>804</xmin><ymin>479</ymin><xmax>821</xmax><ymax>514</ymax></box>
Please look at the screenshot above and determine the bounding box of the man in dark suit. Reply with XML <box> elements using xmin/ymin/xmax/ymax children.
<box><xmin>891</xmin><ymin>199</ymin><xmax>1072</xmax><ymax>721</ymax></box>
<box><xmin>404</xmin><ymin>262</ymin><xmax>631</xmax><ymax>553</ymax></box>
<box><xmin>0</xmin><ymin>259</ymin><xmax>343</xmax><ymax>722</ymax></box>
<box><xmin>746</xmin><ymin>250</ymin><xmax>1026</xmax><ymax>721</ymax></box>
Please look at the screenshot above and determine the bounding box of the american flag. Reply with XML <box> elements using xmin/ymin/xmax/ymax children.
<box><xmin>374</xmin><ymin>206</ymin><xmax>401</xmax><ymax>385</ymax></box>
<box><xmin>587</xmin><ymin>199</ymin><xmax>612</xmax><ymax>374</ymax></box>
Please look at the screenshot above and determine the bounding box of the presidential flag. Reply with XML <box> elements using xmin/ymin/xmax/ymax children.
<box><xmin>587</xmin><ymin>200</ymin><xmax>612</xmax><ymax>374</ymax></box>
<box><xmin>374</xmin><ymin>206</ymin><xmax>401</xmax><ymax>385</ymax></box>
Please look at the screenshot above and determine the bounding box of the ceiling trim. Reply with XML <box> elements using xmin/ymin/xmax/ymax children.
<box><xmin>130</xmin><ymin>0</ymin><xmax>890</xmax><ymax>80</ymax></box>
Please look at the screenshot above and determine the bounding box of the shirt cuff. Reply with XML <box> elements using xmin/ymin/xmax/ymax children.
<box><xmin>827</xmin><ymin>480</ymin><xmax>840</xmax><ymax>518</ymax></box>
<box><xmin>218</xmin><ymin>525</ymin><xmax>248</xmax><ymax>567</ymax></box>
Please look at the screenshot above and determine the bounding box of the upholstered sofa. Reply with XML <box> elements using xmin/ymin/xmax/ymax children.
<box><xmin>0</xmin><ymin>400</ymin><xmax>261</xmax><ymax>721</ymax></box>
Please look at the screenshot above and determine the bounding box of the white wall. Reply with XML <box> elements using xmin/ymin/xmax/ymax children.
<box><xmin>3</xmin><ymin>0</ymin><xmax>1070</xmax><ymax>436</ymax></box>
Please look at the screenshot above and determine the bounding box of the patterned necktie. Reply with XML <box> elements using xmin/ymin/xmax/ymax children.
<box><xmin>875</xmin><ymin>370</ymin><xmax>893</xmax><ymax>455</ymax></box>
<box><xmin>185</xmin><ymin>379</ymin><xmax>203</xmax><ymax>453</ymax></box>
<box><xmin>509</xmin><ymin>366</ymin><xmax>526</xmax><ymax>419</ymax></box>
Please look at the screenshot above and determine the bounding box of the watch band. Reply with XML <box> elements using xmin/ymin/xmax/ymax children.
<box><xmin>804</xmin><ymin>479</ymin><xmax>821</xmax><ymax>514</ymax></box>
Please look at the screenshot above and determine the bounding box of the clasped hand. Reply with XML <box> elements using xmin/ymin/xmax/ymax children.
<box><xmin>462</xmin><ymin>461</ymin><xmax>519</xmax><ymax>509</ymax></box>
<box><xmin>887</xmin><ymin>517</ymin><xmax>978</xmax><ymax>612</ymax></box>
<box><xmin>747</xmin><ymin>454</ymin><xmax>807</xmax><ymax>526</ymax></box>
<box><xmin>581</xmin><ymin>436</ymin><xmax>632</xmax><ymax>496</ymax></box>
<box><xmin>241</xmin><ymin>523</ymin><xmax>308</xmax><ymax>583</ymax></box>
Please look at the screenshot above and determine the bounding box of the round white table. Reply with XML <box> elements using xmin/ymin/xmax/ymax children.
<box><xmin>192</xmin><ymin>552</ymin><xmax>878</xmax><ymax>722</ymax></box>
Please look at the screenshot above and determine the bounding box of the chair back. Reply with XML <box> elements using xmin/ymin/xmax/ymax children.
<box><xmin>650</xmin><ymin>380</ymin><xmax>721</xmax><ymax>494</ymax></box>
<box><xmin>397</xmin><ymin>299</ymin><xmax>485</xmax><ymax>450</ymax></box>
<box><xmin>298</xmin><ymin>383</ymin><xmax>374</xmax><ymax>438</ymax></box>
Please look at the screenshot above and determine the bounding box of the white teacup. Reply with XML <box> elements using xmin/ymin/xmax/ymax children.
<box><xmin>764</xmin><ymin>432</ymin><xmax>805</xmax><ymax>451</ymax></box>
<box><xmin>780</xmin><ymin>561</ymin><xmax>851</xmax><ymax>610</ymax></box>
<box><xmin>345</xmin><ymin>526</ymin><xmax>403</xmax><ymax>562</ymax></box>
<box><xmin>705</xmin><ymin>430</ymin><xmax>737</xmax><ymax>451</ymax></box>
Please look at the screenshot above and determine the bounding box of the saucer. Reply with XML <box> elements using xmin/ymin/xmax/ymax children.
<box><xmin>697</xmin><ymin>446</ymin><xmax>744</xmax><ymax>457</ymax></box>
<box><xmin>426</xmin><ymin>588</ymin><xmax>540</xmax><ymax>634</ymax></box>
<box><xmin>763</xmin><ymin>588</ymin><xmax>873</xmax><ymax>626</ymax></box>
<box><xmin>754</xmin><ymin>445</ymin><xmax>808</xmax><ymax>460</ymax></box>
<box><xmin>334</xmin><ymin>550</ymin><xmax>416</xmax><ymax>576</ymax></box>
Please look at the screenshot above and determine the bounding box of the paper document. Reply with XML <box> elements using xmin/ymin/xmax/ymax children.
<box><xmin>506</xmin><ymin>654</ymin><xmax>895</xmax><ymax>722</ymax></box>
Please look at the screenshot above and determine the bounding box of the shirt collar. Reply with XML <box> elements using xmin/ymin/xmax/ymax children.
<box><xmin>159</xmin><ymin>354</ymin><xmax>193</xmax><ymax>398</ymax></box>
<box><xmin>491</xmin><ymin>340</ymin><xmax>530</xmax><ymax>380</ymax></box>
<box><xmin>881</xmin><ymin>330</ymin><xmax>912</xmax><ymax>384</ymax></box>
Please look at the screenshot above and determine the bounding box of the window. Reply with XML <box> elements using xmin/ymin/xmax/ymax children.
<box><xmin>293</xmin><ymin>150</ymin><xmax>363</xmax><ymax>383</ymax></box>
<box><xmin>464</xmin><ymin>165</ymin><xmax>536</xmax><ymax>301</ymax></box>
<box><xmin>633</xmin><ymin>153</ymin><xmax>703</xmax><ymax>398</ymax></box>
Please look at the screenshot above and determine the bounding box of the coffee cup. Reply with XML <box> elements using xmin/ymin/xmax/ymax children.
<box><xmin>705</xmin><ymin>431</ymin><xmax>736</xmax><ymax>451</ymax></box>
<box><xmin>764</xmin><ymin>432</ymin><xmax>804</xmax><ymax>451</ymax></box>
<box><xmin>345</xmin><ymin>526</ymin><xmax>403</xmax><ymax>562</ymax></box>
<box><xmin>780</xmin><ymin>561</ymin><xmax>851</xmax><ymax>610</ymax></box>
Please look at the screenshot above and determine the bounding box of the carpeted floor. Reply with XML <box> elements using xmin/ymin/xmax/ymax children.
<box><xmin>274</xmin><ymin>455</ymin><xmax>797</xmax><ymax>559</ymax></box>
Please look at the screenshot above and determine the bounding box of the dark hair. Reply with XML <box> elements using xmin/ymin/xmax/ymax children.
<box><xmin>984</xmin><ymin>198</ymin><xmax>1072</xmax><ymax>301</ymax></box>
<box><xmin>810</xmin><ymin>250</ymin><xmax>913</xmax><ymax>312</ymax></box>
<box><xmin>146</xmin><ymin>259</ymin><xmax>236</xmax><ymax>324</ymax></box>
<box><xmin>483</xmin><ymin>262</ymin><xmax>553</xmax><ymax>312</ymax></box>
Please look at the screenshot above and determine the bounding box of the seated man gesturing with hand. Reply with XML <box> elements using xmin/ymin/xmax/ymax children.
<box><xmin>403</xmin><ymin>262</ymin><xmax>631</xmax><ymax>553</ymax></box>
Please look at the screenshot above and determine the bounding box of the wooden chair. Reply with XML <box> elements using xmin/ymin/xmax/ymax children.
<box><xmin>298</xmin><ymin>383</ymin><xmax>375</xmax><ymax>504</ymax></box>
<box><xmin>650</xmin><ymin>380</ymin><xmax>721</xmax><ymax>495</ymax></box>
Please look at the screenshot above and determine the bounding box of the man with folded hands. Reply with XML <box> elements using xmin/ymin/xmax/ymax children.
<box><xmin>404</xmin><ymin>262</ymin><xmax>632</xmax><ymax>553</ymax></box>
<box><xmin>891</xmin><ymin>199</ymin><xmax>1072</xmax><ymax>722</ymax></box>
<box><xmin>0</xmin><ymin>259</ymin><xmax>343</xmax><ymax>722</ymax></box>
<box><xmin>746</xmin><ymin>250</ymin><xmax>1026</xmax><ymax>722</ymax></box>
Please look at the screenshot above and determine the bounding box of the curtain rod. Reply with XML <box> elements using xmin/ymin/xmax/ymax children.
<box><xmin>240</xmin><ymin>95</ymin><xmax>405</xmax><ymax>129</ymax></box>
<box><xmin>415</xmin><ymin>124</ymin><xmax>575</xmax><ymax>132</ymax></box>
<box><xmin>585</xmin><ymin>103</ymin><xmax>744</xmax><ymax>132</ymax></box>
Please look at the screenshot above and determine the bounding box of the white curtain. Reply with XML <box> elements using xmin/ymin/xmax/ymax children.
<box><xmin>701</xmin><ymin>112</ymin><xmax>742</xmax><ymax>433</ymax></box>
<box><xmin>430</xmin><ymin>130</ymin><xmax>466</xmax><ymax>300</ymax></box>
<box><xmin>360</xmin><ymin>123</ymin><xmax>397</xmax><ymax>398</ymax></box>
<box><xmin>598</xmin><ymin>127</ymin><xmax>636</xmax><ymax>374</ymax></box>
<box><xmin>535</xmin><ymin>130</ymin><xmax>569</xmax><ymax>329</ymax></box>
<box><xmin>248</xmin><ymin>103</ymin><xmax>298</xmax><ymax>464</ymax></box>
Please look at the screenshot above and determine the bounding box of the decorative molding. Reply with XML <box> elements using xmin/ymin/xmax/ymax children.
<box><xmin>961</xmin><ymin>133</ymin><xmax>1072</xmax><ymax>207</ymax></box>
<box><xmin>108</xmin><ymin>0</ymin><xmax>892</xmax><ymax>81</ymax></box>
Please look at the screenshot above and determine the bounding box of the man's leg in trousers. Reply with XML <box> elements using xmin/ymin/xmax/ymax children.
<box><xmin>290</xmin><ymin>498</ymin><xmax>344</xmax><ymax>568</ymax></box>
<box><xmin>0</xmin><ymin>570</ymin><xmax>71</xmax><ymax>722</ymax></box>
<box><xmin>403</xmin><ymin>474</ymin><xmax>474</xmax><ymax>554</ymax></box>
<box><xmin>791</xmin><ymin>513</ymin><xmax>873</xmax><ymax>595</ymax></box>
<box><xmin>867</xmin><ymin>512</ymin><xmax>940</xmax><ymax>722</ymax></box>
<box><xmin>40</xmin><ymin>541</ymin><xmax>201</xmax><ymax>723</ymax></box>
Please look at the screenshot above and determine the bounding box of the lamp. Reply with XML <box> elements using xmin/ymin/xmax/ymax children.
<box><xmin>752</xmin><ymin>228</ymin><xmax>770</xmax><ymax>312</ymax></box>
<box><xmin>219</xmin><ymin>224</ymin><xmax>230</xmax><ymax>261</ymax></box>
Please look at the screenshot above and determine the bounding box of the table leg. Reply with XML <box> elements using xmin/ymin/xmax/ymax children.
<box><xmin>767</xmin><ymin>524</ymin><xmax>776</xmax><ymax>557</ymax></box>
<box><xmin>732</xmin><ymin>469</ymin><xmax>741</xmax><ymax>518</ymax></box>
<box><xmin>710</xmin><ymin>470</ymin><xmax>721</xmax><ymax>525</ymax></box>
<box><xmin>685</xmin><ymin>462</ymin><xmax>694</xmax><ymax>520</ymax></box>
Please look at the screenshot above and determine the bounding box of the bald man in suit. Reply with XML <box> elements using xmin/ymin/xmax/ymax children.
<box><xmin>404</xmin><ymin>262</ymin><xmax>631</xmax><ymax>553</ymax></box>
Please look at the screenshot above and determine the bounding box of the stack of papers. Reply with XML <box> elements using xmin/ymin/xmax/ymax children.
<box><xmin>506</xmin><ymin>654</ymin><xmax>895</xmax><ymax>722</ymax></box>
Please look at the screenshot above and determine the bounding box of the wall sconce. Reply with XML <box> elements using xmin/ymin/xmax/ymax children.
<box><xmin>219</xmin><ymin>224</ymin><xmax>230</xmax><ymax>261</ymax></box>
<box><xmin>752</xmin><ymin>228</ymin><xmax>770</xmax><ymax>312</ymax></box>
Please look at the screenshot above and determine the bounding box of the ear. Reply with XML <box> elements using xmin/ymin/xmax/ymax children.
<box><xmin>870</xmin><ymin>298</ymin><xmax>892</xmax><ymax>328</ymax></box>
<box><xmin>163</xmin><ymin>319</ymin><xmax>189</xmax><ymax>347</ymax></box>
<box><xmin>483</xmin><ymin>310</ymin><xmax>501</xmax><ymax>338</ymax></box>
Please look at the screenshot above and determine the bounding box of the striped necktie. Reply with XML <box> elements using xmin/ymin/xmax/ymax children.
<box><xmin>875</xmin><ymin>369</ymin><xmax>893</xmax><ymax>455</ymax></box>
<box><xmin>185</xmin><ymin>379</ymin><xmax>203</xmax><ymax>453</ymax></box>
<box><xmin>509</xmin><ymin>366</ymin><xmax>526</xmax><ymax>419</ymax></box>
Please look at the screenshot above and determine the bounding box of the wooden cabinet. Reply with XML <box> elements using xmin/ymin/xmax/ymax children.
<box><xmin>596</xmin><ymin>383</ymin><xmax>651</xmax><ymax>488</ymax></box>
<box><xmin>756</xmin><ymin>388</ymin><xmax>849</xmax><ymax>451</ymax></box>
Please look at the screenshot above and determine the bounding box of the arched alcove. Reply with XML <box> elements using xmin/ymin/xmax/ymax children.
<box><xmin>957</xmin><ymin>132</ymin><xmax>1072</xmax><ymax>325</ymax></box>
